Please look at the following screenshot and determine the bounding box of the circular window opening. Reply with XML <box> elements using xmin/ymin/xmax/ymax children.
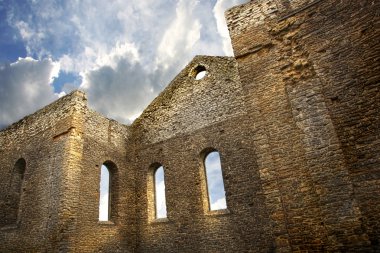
<box><xmin>193</xmin><ymin>65</ymin><xmax>207</xmax><ymax>80</ymax></box>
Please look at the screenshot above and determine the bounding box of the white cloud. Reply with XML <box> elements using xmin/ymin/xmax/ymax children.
<box><xmin>99</xmin><ymin>192</ymin><xmax>109</xmax><ymax>221</ymax></box>
<box><xmin>157</xmin><ymin>0</ymin><xmax>201</xmax><ymax>68</ymax></box>
<box><xmin>156</xmin><ymin>180</ymin><xmax>167</xmax><ymax>218</ymax></box>
<box><xmin>14</xmin><ymin>21</ymin><xmax>34</xmax><ymax>40</ymax></box>
<box><xmin>213</xmin><ymin>0</ymin><xmax>249</xmax><ymax>55</ymax></box>
<box><xmin>2</xmin><ymin>0</ymin><xmax>248</xmax><ymax>127</ymax></box>
<box><xmin>0</xmin><ymin>57</ymin><xmax>59</xmax><ymax>127</ymax></box>
<box><xmin>13</xmin><ymin>19</ymin><xmax>46</xmax><ymax>57</ymax></box>
<box><xmin>79</xmin><ymin>41</ymin><xmax>140</xmax><ymax>91</ymax></box>
<box><xmin>211</xmin><ymin>197</ymin><xmax>227</xmax><ymax>210</ymax></box>
<box><xmin>57</xmin><ymin>91</ymin><xmax>66</xmax><ymax>98</ymax></box>
<box><xmin>81</xmin><ymin>58</ymin><xmax>158</xmax><ymax>124</ymax></box>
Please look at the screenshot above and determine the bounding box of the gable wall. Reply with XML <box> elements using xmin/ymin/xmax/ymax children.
<box><xmin>132</xmin><ymin>56</ymin><xmax>245</xmax><ymax>145</ymax></box>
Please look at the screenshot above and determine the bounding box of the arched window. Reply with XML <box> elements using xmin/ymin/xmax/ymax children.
<box><xmin>98</xmin><ymin>161</ymin><xmax>118</xmax><ymax>222</ymax></box>
<box><xmin>99</xmin><ymin>164</ymin><xmax>110</xmax><ymax>221</ymax></box>
<box><xmin>154</xmin><ymin>166</ymin><xmax>167</xmax><ymax>219</ymax></box>
<box><xmin>4</xmin><ymin>158</ymin><xmax>26</xmax><ymax>225</ymax></box>
<box><xmin>204</xmin><ymin>150</ymin><xmax>227</xmax><ymax>211</ymax></box>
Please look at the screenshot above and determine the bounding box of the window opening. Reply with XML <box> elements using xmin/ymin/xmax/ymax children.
<box><xmin>204</xmin><ymin>151</ymin><xmax>227</xmax><ymax>210</ymax></box>
<box><xmin>192</xmin><ymin>65</ymin><xmax>207</xmax><ymax>80</ymax></box>
<box><xmin>154</xmin><ymin>166</ymin><xmax>167</xmax><ymax>218</ymax></box>
<box><xmin>99</xmin><ymin>164</ymin><xmax>110</xmax><ymax>221</ymax></box>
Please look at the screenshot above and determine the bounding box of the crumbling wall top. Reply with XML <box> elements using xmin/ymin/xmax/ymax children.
<box><xmin>226</xmin><ymin>0</ymin><xmax>322</xmax><ymax>36</ymax></box>
<box><xmin>0</xmin><ymin>90</ymin><xmax>87</xmax><ymax>148</ymax></box>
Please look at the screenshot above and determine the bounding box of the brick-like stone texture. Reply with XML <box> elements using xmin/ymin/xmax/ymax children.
<box><xmin>0</xmin><ymin>91</ymin><xmax>88</xmax><ymax>252</ymax></box>
<box><xmin>0</xmin><ymin>0</ymin><xmax>378</xmax><ymax>252</ymax></box>
<box><xmin>133</xmin><ymin>56</ymin><xmax>245</xmax><ymax>145</ymax></box>
<box><xmin>227</xmin><ymin>0</ymin><xmax>379</xmax><ymax>251</ymax></box>
<box><xmin>131</xmin><ymin>56</ymin><xmax>273</xmax><ymax>252</ymax></box>
<box><xmin>0</xmin><ymin>91</ymin><xmax>133</xmax><ymax>252</ymax></box>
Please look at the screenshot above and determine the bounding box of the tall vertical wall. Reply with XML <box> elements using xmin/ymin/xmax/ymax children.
<box><xmin>227</xmin><ymin>0</ymin><xmax>380</xmax><ymax>251</ymax></box>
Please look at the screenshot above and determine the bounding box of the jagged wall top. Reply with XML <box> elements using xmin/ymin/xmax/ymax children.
<box><xmin>226</xmin><ymin>0</ymin><xmax>322</xmax><ymax>36</ymax></box>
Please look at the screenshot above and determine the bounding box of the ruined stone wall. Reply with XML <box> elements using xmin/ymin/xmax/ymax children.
<box><xmin>132</xmin><ymin>119</ymin><xmax>276</xmax><ymax>252</ymax></box>
<box><xmin>0</xmin><ymin>0</ymin><xmax>379</xmax><ymax>252</ymax></box>
<box><xmin>0</xmin><ymin>91</ymin><xmax>133</xmax><ymax>252</ymax></box>
<box><xmin>227</xmin><ymin>0</ymin><xmax>380</xmax><ymax>251</ymax></box>
<box><xmin>71</xmin><ymin>109</ymin><xmax>134</xmax><ymax>253</ymax></box>
<box><xmin>297</xmin><ymin>2</ymin><xmax>380</xmax><ymax>248</ymax></box>
<box><xmin>131</xmin><ymin>56</ymin><xmax>274</xmax><ymax>252</ymax></box>
<box><xmin>0</xmin><ymin>91</ymin><xmax>87</xmax><ymax>252</ymax></box>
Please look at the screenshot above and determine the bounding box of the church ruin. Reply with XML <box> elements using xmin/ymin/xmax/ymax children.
<box><xmin>1</xmin><ymin>0</ymin><xmax>379</xmax><ymax>252</ymax></box>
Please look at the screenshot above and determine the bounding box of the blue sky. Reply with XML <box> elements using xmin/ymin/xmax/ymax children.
<box><xmin>0</xmin><ymin>0</ymin><xmax>247</xmax><ymax>129</ymax></box>
<box><xmin>205</xmin><ymin>151</ymin><xmax>227</xmax><ymax>210</ymax></box>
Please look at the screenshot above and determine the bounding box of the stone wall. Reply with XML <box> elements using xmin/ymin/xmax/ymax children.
<box><xmin>133</xmin><ymin>56</ymin><xmax>245</xmax><ymax>145</ymax></box>
<box><xmin>227</xmin><ymin>0</ymin><xmax>380</xmax><ymax>251</ymax></box>
<box><xmin>0</xmin><ymin>91</ymin><xmax>133</xmax><ymax>252</ymax></box>
<box><xmin>0</xmin><ymin>0</ymin><xmax>379</xmax><ymax>252</ymax></box>
<box><xmin>0</xmin><ymin>91</ymin><xmax>87</xmax><ymax>252</ymax></box>
<box><xmin>131</xmin><ymin>56</ymin><xmax>274</xmax><ymax>252</ymax></box>
<box><xmin>71</xmin><ymin>109</ymin><xmax>134</xmax><ymax>253</ymax></box>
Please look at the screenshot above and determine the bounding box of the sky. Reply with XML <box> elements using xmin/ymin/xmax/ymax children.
<box><xmin>99</xmin><ymin>164</ymin><xmax>110</xmax><ymax>221</ymax></box>
<box><xmin>205</xmin><ymin>151</ymin><xmax>227</xmax><ymax>210</ymax></box>
<box><xmin>154</xmin><ymin>166</ymin><xmax>167</xmax><ymax>218</ymax></box>
<box><xmin>0</xmin><ymin>0</ymin><xmax>247</xmax><ymax>129</ymax></box>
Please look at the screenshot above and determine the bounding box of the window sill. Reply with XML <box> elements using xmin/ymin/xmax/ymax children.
<box><xmin>98</xmin><ymin>220</ymin><xmax>115</xmax><ymax>226</ymax></box>
<box><xmin>205</xmin><ymin>208</ymin><xmax>230</xmax><ymax>216</ymax></box>
<box><xmin>151</xmin><ymin>217</ymin><xmax>169</xmax><ymax>224</ymax></box>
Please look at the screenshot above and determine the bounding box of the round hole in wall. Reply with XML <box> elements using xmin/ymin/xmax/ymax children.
<box><xmin>192</xmin><ymin>65</ymin><xmax>207</xmax><ymax>80</ymax></box>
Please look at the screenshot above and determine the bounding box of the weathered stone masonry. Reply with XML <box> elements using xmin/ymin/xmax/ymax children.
<box><xmin>0</xmin><ymin>0</ymin><xmax>379</xmax><ymax>252</ymax></box>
